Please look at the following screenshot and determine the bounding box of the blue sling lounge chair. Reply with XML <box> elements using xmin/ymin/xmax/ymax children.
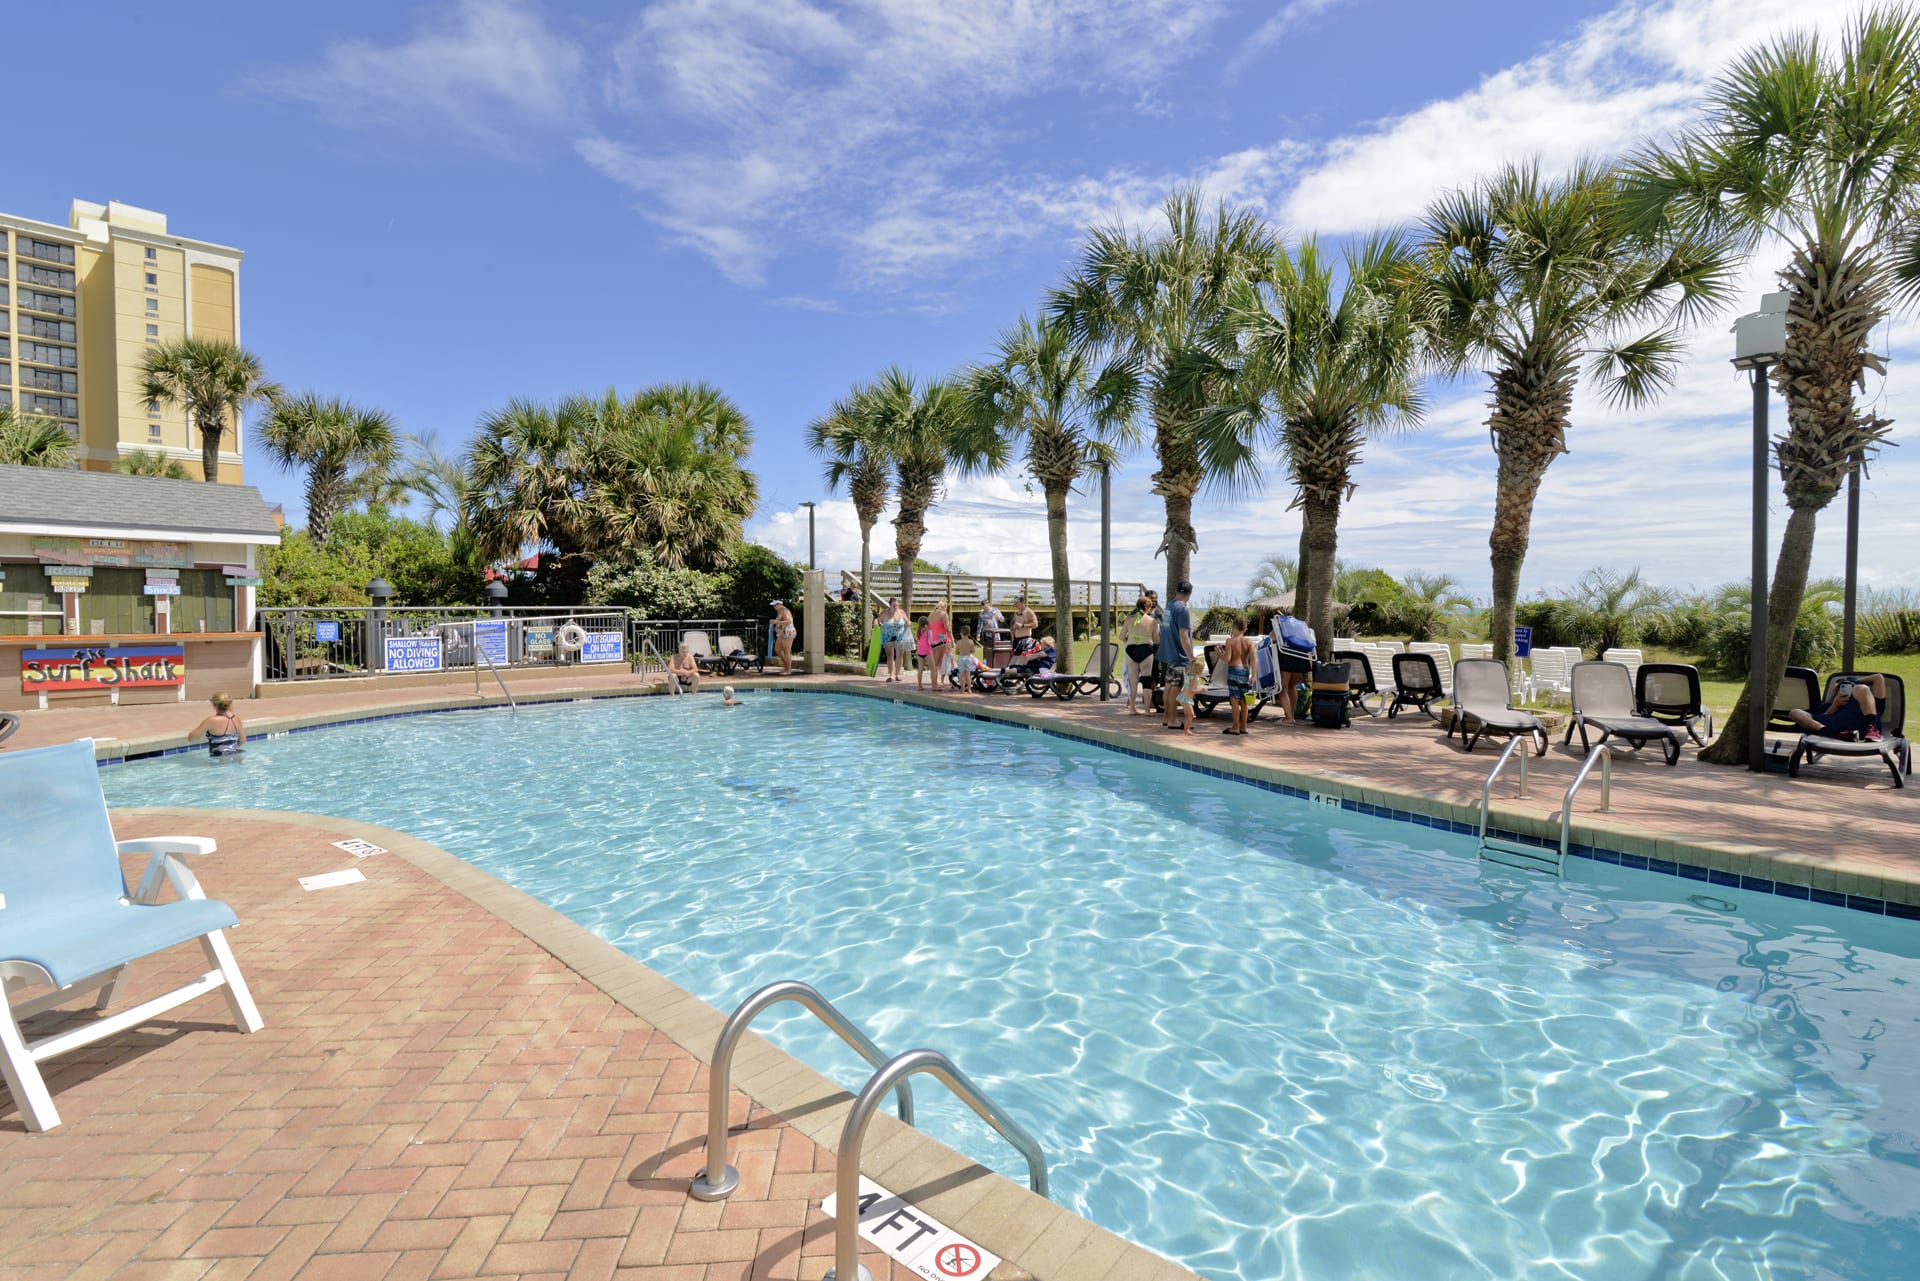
<box><xmin>1</xmin><ymin>740</ymin><xmax>262</xmax><ymax>1132</ymax></box>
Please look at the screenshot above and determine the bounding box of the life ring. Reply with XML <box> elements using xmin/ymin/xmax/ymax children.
<box><xmin>558</xmin><ymin>622</ymin><xmax>588</xmax><ymax>653</ymax></box>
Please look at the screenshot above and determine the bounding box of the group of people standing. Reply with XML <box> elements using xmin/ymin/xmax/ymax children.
<box><xmin>876</xmin><ymin>594</ymin><xmax>1053</xmax><ymax>693</ymax></box>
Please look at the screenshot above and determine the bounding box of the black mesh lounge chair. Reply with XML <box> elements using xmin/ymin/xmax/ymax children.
<box><xmin>1636</xmin><ymin>662</ymin><xmax>1712</xmax><ymax>746</ymax></box>
<box><xmin>1789</xmin><ymin>673</ymin><xmax>1911</xmax><ymax>789</ymax></box>
<box><xmin>1026</xmin><ymin>643</ymin><xmax>1120</xmax><ymax>700</ymax></box>
<box><xmin>1565</xmin><ymin>661</ymin><xmax>1681</xmax><ymax>765</ymax></box>
<box><xmin>1387</xmin><ymin>652</ymin><xmax>1448</xmax><ymax>720</ymax></box>
<box><xmin>1769</xmin><ymin>666</ymin><xmax>1821</xmax><ymax>732</ymax></box>
<box><xmin>1446</xmin><ymin>658</ymin><xmax>1547</xmax><ymax>755</ymax></box>
<box><xmin>1333</xmin><ymin>648</ymin><xmax>1382</xmax><ymax>717</ymax></box>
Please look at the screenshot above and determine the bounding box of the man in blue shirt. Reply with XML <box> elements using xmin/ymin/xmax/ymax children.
<box><xmin>1159</xmin><ymin>581</ymin><xmax>1193</xmax><ymax>727</ymax></box>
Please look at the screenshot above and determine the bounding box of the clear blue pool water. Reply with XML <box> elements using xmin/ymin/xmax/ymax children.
<box><xmin>103</xmin><ymin>693</ymin><xmax>1920</xmax><ymax>1281</ymax></box>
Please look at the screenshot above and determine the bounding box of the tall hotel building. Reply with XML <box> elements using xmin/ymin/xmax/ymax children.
<box><xmin>1</xmin><ymin>200</ymin><xmax>245</xmax><ymax>482</ymax></box>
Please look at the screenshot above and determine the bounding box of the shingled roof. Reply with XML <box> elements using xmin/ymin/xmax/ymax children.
<box><xmin>0</xmin><ymin>465</ymin><xmax>281</xmax><ymax>540</ymax></box>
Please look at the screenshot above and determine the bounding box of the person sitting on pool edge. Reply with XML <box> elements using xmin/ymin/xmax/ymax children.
<box><xmin>188</xmin><ymin>692</ymin><xmax>246</xmax><ymax>757</ymax></box>
<box><xmin>667</xmin><ymin>644</ymin><xmax>701</xmax><ymax>694</ymax></box>
<box><xmin>1787</xmin><ymin>672</ymin><xmax>1887</xmax><ymax>742</ymax></box>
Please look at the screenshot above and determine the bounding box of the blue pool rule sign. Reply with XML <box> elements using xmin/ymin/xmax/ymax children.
<box><xmin>1513</xmin><ymin>626</ymin><xmax>1533</xmax><ymax>658</ymax></box>
<box><xmin>580</xmin><ymin>631</ymin><xmax>624</xmax><ymax>664</ymax></box>
<box><xmin>314</xmin><ymin>621</ymin><xmax>340</xmax><ymax>643</ymax></box>
<box><xmin>385</xmin><ymin>636</ymin><xmax>444</xmax><ymax>672</ymax></box>
<box><xmin>474</xmin><ymin>620</ymin><xmax>509</xmax><ymax>665</ymax></box>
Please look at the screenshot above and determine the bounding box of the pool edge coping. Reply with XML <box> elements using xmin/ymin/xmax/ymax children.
<box><xmin>97</xmin><ymin>676</ymin><xmax>1920</xmax><ymax>919</ymax></box>
<box><xmin>113</xmin><ymin>804</ymin><xmax>1189</xmax><ymax>1281</ymax></box>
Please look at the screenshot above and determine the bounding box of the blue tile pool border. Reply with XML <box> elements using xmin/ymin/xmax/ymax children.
<box><xmin>97</xmin><ymin>682</ymin><xmax>1918</xmax><ymax>922</ymax></box>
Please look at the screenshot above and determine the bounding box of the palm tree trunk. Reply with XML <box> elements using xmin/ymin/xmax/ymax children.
<box><xmin>1302</xmin><ymin>490</ymin><xmax>1341</xmax><ymax>659</ymax></box>
<box><xmin>859</xmin><ymin>523</ymin><xmax>874</xmax><ymax>636</ymax></box>
<box><xmin>1487</xmin><ymin>454</ymin><xmax>1550</xmax><ymax>665</ymax></box>
<box><xmin>1294</xmin><ymin>523</ymin><xmax>1312</xmax><ymax>623</ymax></box>
<box><xmin>1149</xmin><ymin>402</ymin><xmax>1200</xmax><ymax>598</ymax></box>
<box><xmin>1699</xmin><ymin>503</ymin><xmax>1819</xmax><ymax>766</ymax></box>
<box><xmin>306</xmin><ymin>461</ymin><xmax>347</xmax><ymax>544</ymax></box>
<box><xmin>198</xmin><ymin>412</ymin><xmax>223</xmax><ymax>483</ymax></box>
<box><xmin>1043</xmin><ymin>480</ymin><xmax>1074</xmax><ymax>673</ymax></box>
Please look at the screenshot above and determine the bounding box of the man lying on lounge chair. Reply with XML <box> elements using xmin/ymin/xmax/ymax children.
<box><xmin>1786</xmin><ymin>673</ymin><xmax>1886</xmax><ymax>742</ymax></box>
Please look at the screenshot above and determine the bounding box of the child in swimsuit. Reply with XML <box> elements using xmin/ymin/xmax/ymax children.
<box><xmin>1221</xmin><ymin>616</ymin><xmax>1255</xmax><ymax>737</ymax></box>
<box><xmin>953</xmin><ymin>630</ymin><xmax>979</xmax><ymax>694</ymax></box>
<box><xmin>1176</xmin><ymin>654</ymin><xmax>1208</xmax><ymax>735</ymax></box>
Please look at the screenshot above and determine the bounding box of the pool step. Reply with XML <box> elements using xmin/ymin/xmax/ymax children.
<box><xmin>1477</xmin><ymin>836</ymin><xmax>1563</xmax><ymax>876</ymax></box>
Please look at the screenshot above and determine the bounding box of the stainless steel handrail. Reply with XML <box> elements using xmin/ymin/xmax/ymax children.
<box><xmin>1559</xmin><ymin>743</ymin><xmax>1615</xmax><ymax>861</ymax></box>
<box><xmin>638</xmin><ymin>635</ymin><xmax>676</xmax><ymax>687</ymax></box>
<box><xmin>825</xmin><ymin>1048</ymin><xmax>1047</xmax><ymax>1281</ymax></box>
<box><xmin>1476</xmin><ymin>734</ymin><xmax>1531</xmax><ymax>843</ymax></box>
<box><xmin>690</xmin><ymin>981</ymin><xmax>913</xmax><ymax>1202</ymax></box>
<box><xmin>473</xmin><ymin>637</ymin><xmax>517</xmax><ymax>714</ymax></box>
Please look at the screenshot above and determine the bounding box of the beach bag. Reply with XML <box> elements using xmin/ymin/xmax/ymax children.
<box><xmin>1310</xmin><ymin>660</ymin><xmax>1350</xmax><ymax>729</ymax></box>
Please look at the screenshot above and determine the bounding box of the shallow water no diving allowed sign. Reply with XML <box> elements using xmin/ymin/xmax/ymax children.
<box><xmin>822</xmin><ymin>1176</ymin><xmax>1001</xmax><ymax>1279</ymax></box>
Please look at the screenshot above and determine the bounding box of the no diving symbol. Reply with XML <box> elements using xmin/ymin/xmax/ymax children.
<box><xmin>934</xmin><ymin>1242</ymin><xmax>981</xmax><ymax>1277</ymax></box>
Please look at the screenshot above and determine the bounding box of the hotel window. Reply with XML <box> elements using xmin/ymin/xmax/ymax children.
<box><xmin>145</xmin><ymin>272</ymin><xmax>157</xmax><ymax>286</ymax></box>
<box><xmin>0</xmin><ymin>256</ymin><xmax>7</xmax><ymax>278</ymax></box>
<box><xmin>19</xmin><ymin>288</ymin><xmax>75</xmax><ymax>317</ymax></box>
<box><xmin>20</xmin><ymin>367</ymin><xmax>77</xmax><ymax>393</ymax></box>
<box><xmin>0</xmin><ymin>362</ymin><xmax>8</xmax><ymax>383</ymax></box>
<box><xmin>0</xmin><ymin>337</ymin><xmax>8</xmax><ymax>357</ymax></box>
<box><xmin>22</xmin><ymin>393</ymin><xmax>78</xmax><ymax>418</ymax></box>
<box><xmin>146</xmin><ymin>323</ymin><xmax>158</xmax><ymax>336</ymax></box>
<box><xmin>0</xmin><ymin>389</ymin><xmax>10</xmax><ymax>411</ymax></box>
<box><xmin>20</xmin><ymin>316</ymin><xmax>74</xmax><ymax>341</ymax></box>
<box><xmin>18</xmin><ymin>263</ymin><xmax>75</xmax><ymax>290</ymax></box>
<box><xmin>144</xmin><ymin>247</ymin><xmax>157</xmax><ymax>260</ymax></box>
<box><xmin>149</xmin><ymin>423</ymin><xmax>162</xmax><ymax>438</ymax></box>
<box><xmin>17</xmin><ymin>237</ymin><xmax>74</xmax><ymax>265</ymax></box>
<box><xmin>146</xmin><ymin>297</ymin><xmax>159</xmax><ymax>312</ymax></box>
<box><xmin>20</xmin><ymin>340</ymin><xmax>76</xmax><ymax>367</ymax></box>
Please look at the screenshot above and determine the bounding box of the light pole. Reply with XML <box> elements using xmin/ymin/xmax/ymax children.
<box><xmin>799</xmin><ymin>501</ymin><xmax>817</xmax><ymax>571</ymax></box>
<box><xmin>1732</xmin><ymin>293</ymin><xmax>1787</xmax><ymax>773</ymax></box>
<box><xmin>1099</xmin><ymin>460</ymin><xmax>1112</xmax><ymax>701</ymax></box>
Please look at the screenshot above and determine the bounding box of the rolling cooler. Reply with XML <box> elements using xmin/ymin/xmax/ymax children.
<box><xmin>1310</xmin><ymin>660</ymin><xmax>1352</xmax><ymax>729</ymax></box>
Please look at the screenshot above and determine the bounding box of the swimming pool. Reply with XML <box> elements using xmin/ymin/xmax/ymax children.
<box><xmin>103</xmin><ymin>693</ymin><xmax>1920</xmax><ymax>1281</ymax></box>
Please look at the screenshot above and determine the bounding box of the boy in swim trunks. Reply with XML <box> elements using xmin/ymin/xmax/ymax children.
<box><xmin>1787</xmin><ymin>672</ymin><xmax>1887</xmax><ymax>742</ymax></box>
<box><xmin>1220</xmin><ymin>616</ymin><xmax>1255</xmax><ymax>737</ymax></box>
<box><xmin>953</xmin><ymin>630</ymin><xmax>980</xmax><ymax>694</ymax></box>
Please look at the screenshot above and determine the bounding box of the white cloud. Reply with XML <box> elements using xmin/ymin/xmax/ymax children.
<box><xmin>247</xmin><ymin>0</ymin><xmax>582</xmax><ymax>150</ymax></box>
<box><xmin>1227</xmin><ymin>0</ymin><xmax>1356</xmax><ymax>78</ymax></box>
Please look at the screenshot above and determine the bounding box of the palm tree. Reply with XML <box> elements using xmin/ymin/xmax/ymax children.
<box><xmin>402</xmin><ymin>431</ymin><xmax>474</xmax><ymax>533</ymax></box>
<box><xmin>463</xmin><ymin>396</ymin><xmax>601</xmax><ymax>568</ymax></box>
<box><xmin>138</xmin><ymin>336</ymin><xmax>280</xmax><ymax>483</ymax></box>
<box><xmin>1548</xmin><ymin>566</ymin><xmax>1672</xmax><ymax>657</ymax></box>
<box><xmin>589</xmin><ymin>388</ymin><xmax>758</xmax><ymax>569</ymax></box>
<box><xmin>1051</xmin><ymin>190</ymin><xmax>1283</xmax><ymax>598</ymax></box>
<box><xmin>1418</xmin><ymin>159</ymin><xmax>1736</xmax><ymax>664</ymax></box>
<box><xmin>1193</xmin><ymin>234</ymin><xmax>1426</xmax><ymax>654</ymax></box>
<box><xmin>966</xmin><ymin>314</ymin><xmax>1137</xmax><ymax>670</ymax></box>
<box><xmin>257</xmin><ymin>394</ymin><xmax>400</xmax><ymax>543</ymax></box>
<box><xmin>807</xmin><ymin>385</ymin><xmax>895</xmax><ymax>632</ymax></box>
<box><xmin>1621</xmin><ymin>7</ymin><xmax>1920</xmax><ymax>765</ymax></box>
<box><xmin>865</xmin><ymin>369</ymin><xmax>991</xmax><ymax>615</ymax></box>
<box><xmin>0</xmin><ymin>409</ymin><xmax>77</xmax><ymax>467</ymax></box>
<box><xmin>1245</xmin><ymin>554</ymin><xmax>1298</xmax><ymax>601</ymax></box>
<box><xmin>112</xmin><ymin>450</ymin><xmax>192</xmax><ymax>479</ymax></box>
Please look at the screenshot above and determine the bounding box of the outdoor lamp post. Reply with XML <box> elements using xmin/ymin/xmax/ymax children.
<box><xmin>1732</xmin><ymin>293</ymin><xmax>1788</xmax><ymax>774</ymax></box>
<box><xmin>1099</xmin><ymin>459</ymin><xmax>1112</xmax><ymax>701</ymax></box>
<box><xmin>485</xmin><ymin>578</ymin><xmax>508</xmax><ymax>617</ymax></box>
<box><xmin>799</xmin><ymin>501</ymin><xmax>817</xmax><ymax>571</ymax></box>
<box><xmin>368</xmin><ymin>577</ymin><xmax>394</xmax><ymax>671</ymax></box>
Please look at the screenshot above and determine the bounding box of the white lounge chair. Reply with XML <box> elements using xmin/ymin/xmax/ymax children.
<box><xmin>1447</xmin><ymin>658</ymin><xmax>1547</xmax><ymax>755</ymax></box>
<box><xmin>1</xmin><ymin>741</ymin><xmax>263</xmax><ymax>1132</ymax></box>
<box><xmin>1526</xmin><ymin>649</ymin><xmax>1571</xmax><ymax>706</ymax></box>
<box><xmin>1600</xmin><ymin>648</ymin><xmax>1644</xmax><ymax>690</ymax></box>
<box><xmin>1458</xmin><ymin>643</ymin><xmax>1493</xmax><ymax>660</ymax></box>
<box><xmin>1408</xmin><ymin>642</ymin><xmax>1454</xmax><ymax>696</ymax></box>
<box><xmin>1565</xmin><ymin>661</ymin><xmax>1681</xmax><ymax>765</ymax></box>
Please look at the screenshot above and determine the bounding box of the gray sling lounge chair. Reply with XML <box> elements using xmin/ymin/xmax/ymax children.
<box><xmin>1769</xmin><ymin>666</ymin><xmax>1822</xmax><ymax>732</ymax></box>
<box><xmin>1447</xmin><ymin>658</ymin><xmax>1547</xmax><ymax>755</ymax></box>
<box><xmin>1565</xmin><ymin>661</ymin><xmax>1682</xmax><ymax>766</ymax></box>
<box><xmin>1788</xmin><ymin>672</ymin><xmax>1910</xmax><ymax>789</ymax></box>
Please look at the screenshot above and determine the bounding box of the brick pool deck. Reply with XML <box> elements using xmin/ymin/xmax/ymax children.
<box><xmin>2</xmin><ymin>669</ymin><xmax>1916</xmax><ymax>1280</ymax></box>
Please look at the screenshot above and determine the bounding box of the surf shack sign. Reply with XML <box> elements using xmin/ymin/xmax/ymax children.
<box><xmin>21</xmin><ymin>644</ymin><xmax>187</xmax><ymax>693</ymax></box>
<box><xmin>32</xmin><ymin>536</ymin><xmax>195</xmax><ymax>569</ymax></box>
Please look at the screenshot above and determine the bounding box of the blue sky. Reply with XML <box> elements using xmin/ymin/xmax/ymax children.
<box><xmin>18</xmin><ymin>0</ymin><xmax>1914</xmax><ymax>604</ymax></box>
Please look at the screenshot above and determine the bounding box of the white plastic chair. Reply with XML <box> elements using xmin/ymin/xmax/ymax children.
<box><xmin>1458</xmin><ymin>643</ymin><xmax>1493</xmax><ymax>660</ymax></box>
<box><xmin>1600</xmin><ymin>648</ymin><xmax>1644</xmax><ymax>690</ymax></box>
<box><xmin>1527</xmin><ymin>649</ymin><xmax>1571</xmax><ymax>706</ymax></box>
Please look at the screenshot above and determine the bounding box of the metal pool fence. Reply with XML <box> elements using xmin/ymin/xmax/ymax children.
<box><xmin>256</xmin><ymin>607</ymin><xmax>772</xmax><ymax>682</ymax></box>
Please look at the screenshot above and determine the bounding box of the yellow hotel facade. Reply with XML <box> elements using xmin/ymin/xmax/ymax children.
<box><xmin>0</xmin><ymin>200</ymin><xmax>245</xmax><ymax>483</ymax></box>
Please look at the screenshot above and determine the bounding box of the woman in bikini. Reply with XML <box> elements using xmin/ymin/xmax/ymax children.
<box><xmin>920</xmin><ymin>604</ymin><xmax>953</xmax><ymax>691</ymax></box>
<box><xmin>880</xmin><ymin>598</ymin><xmax>910</xmax><ymax>682</ymax></box>
<box><xmin>188</xmin><ymin>692</ymin><xmax>246</xmax><ymax>758</ymax></box>
<box><xmin>770</xmin><ymin>599</ymin><xmax>796</xmax><ymax>676</ymax></box>
<box><xmin>1122</xmin><ymin>595</ymin><xmax>1158</xmax><ymax>714</ymax></box>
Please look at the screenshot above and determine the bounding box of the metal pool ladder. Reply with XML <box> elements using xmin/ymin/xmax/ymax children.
<box><xmin>1476</xmin><ymin>741</ymin><xmax>1617</xmax><ymax>876</ymax></box>
<box><xmin>690</xmin><ymin>980</ymin><xmax>1049</xmax><ymax>1281</ymax></box>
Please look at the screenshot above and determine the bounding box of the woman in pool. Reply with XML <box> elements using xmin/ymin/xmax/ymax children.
<box><xmin>188</xmin><ymin>692</ymin><xmax>246</xmax><ymax>757</ymax></box>
<box><xmin>920</xmin><ymin>604</ymin><xmax>953</xmax><ymax>691</ymax></box>
<box><xmin>880</xmin><ymin>598</ymin><xmax>910</xmax><ymax>682</ymax></box>
<box><xmin>1122</xmin><ymin>595</ymin><xmax>1158</xmax><ymax>715</ymax></box>
<box><xmin>667</xmin><ymin>643</ymin><xmax>701</xmax><ymax>694</ymax></box>
<box><xmin>770</xmin><ymin>599</ymin><xmax>796</xmax><ymax>676</ymax></box>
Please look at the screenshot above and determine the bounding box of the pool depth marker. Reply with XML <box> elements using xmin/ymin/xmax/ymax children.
<box><xmin>822</xmin><ymin>1175</ymin><xmax>1000</xmax><ymax>1280</ymax></box>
